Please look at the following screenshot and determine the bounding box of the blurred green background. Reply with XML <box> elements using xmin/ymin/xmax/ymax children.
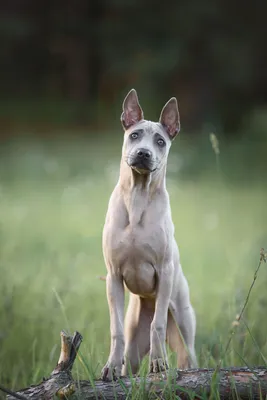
<box><xmin>0</xmin><ymin>0</ymin><xmax>267</xmax><ymax>395</ymax></box>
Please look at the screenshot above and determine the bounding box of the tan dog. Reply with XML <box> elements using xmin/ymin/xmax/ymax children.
<box><xmin>101</xmin><ymin>89</ymin><xmax>197</xmax><ymax>381</ymax></box>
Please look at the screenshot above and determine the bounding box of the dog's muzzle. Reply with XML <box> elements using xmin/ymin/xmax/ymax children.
<box><xmin>128</xmin><ymin>148</ymin><xmax>155</xmax><ymax>173</ymax></box>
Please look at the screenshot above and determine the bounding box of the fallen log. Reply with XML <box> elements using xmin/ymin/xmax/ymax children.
<box><xmin>3</xmin><ymin>330</ymin><xmax>267</xmax><ymax>399</ymax></box>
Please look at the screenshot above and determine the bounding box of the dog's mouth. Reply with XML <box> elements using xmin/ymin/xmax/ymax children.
<box><xmin>127</xmin><ymin>159</ymin><xmax>156</xmax><ymax>174</ymax></box>
<box><xmin>131</xmin><ymin>166</ymin><xmax>156</xmax><ymax>175</ymax></box>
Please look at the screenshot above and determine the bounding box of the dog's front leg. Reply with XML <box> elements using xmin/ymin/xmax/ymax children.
<box><xmin>101</xmin><ymin>272</ymin><xmax>125</xmax><ymax>381</ymax></box>
<box><xmin>149</xmin><ymin>266</ymin><xmax>173</xmax><ymax>373</ymax></box>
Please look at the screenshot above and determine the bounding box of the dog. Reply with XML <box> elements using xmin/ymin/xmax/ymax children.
<box><xmin>101</xmin><ymin>89</ymin><xmax>197</xmax><ymax>381</ymax></box>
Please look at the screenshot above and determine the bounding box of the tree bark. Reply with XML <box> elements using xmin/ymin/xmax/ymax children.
<box><xmin>3</xmin><ymin>331</ymin><xmax>267</xmax><ymax>400</ymax></box>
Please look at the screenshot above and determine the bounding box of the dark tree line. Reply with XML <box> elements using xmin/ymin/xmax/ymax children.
<box><xmin>0</xmin><ymin>0</ymin><xmax>266</xmax><ymax>133</ymax></box>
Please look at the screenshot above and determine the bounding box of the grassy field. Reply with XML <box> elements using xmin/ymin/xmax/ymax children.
<box><xmin>0</xmin><ymin>133</ymin><xmax>266</xmax><ymax>397</ymax></box>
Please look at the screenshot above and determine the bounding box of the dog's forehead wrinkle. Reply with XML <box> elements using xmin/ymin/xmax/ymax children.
<box><xmin>128</xmin><ymin>120</ymin><xmax>167</xmax><ymax>138</ymax></box>
<box><xmin>143</xmin><ymin>121</ymin><xmax>159</xmax><ymax>134</ymax></box>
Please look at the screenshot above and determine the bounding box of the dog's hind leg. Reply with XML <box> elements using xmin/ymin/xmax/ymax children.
<box><xmin>122</xmin><ymin>294</ymin><xmax>153</xmax><ymax>375</ymax></box>
<box><xmin>167</xmin><ymin>276</ymin><xmax>197</xmax><ymax>369</ymax></box>
<box><xmin>166</xmin><ymin>308</ymin><xmax>197</xmax><ymax>369</ymax></box>
<box><xmin>166</xmin><ymin>310</ymin><xmax>188</xmax><ymax>369</ymax></box>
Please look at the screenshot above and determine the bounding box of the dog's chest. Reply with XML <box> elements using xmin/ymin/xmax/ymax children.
<box><xmin>119</xmin><ymin>225</ymin><xmax>159</xmax><ymax>296</ymax></box>
<box><xmin>106</xmin><ymin>222</ymin><xmax>168</xmax><ymax>297</ymax></box>
<box><xmin>113</xmin><ymin>223</ymin><xmax>166</xmax><ymax>264</ymax></box>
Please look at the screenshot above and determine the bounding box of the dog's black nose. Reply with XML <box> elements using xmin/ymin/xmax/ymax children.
<box><xmin>137</xmin><ymin>149</ymin><xmax>151</xmax><ymax>159</ymax></box>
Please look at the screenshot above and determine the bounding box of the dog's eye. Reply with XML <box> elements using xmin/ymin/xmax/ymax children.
<box><xmin>157</xmin><ymin>138</ymin><xmax>165</xmax><ymax>146</ymax></box>
<box><xmin>131</xmin><ymin>132</ymin><xmax>139</xmax><ymax>139</ymax></box>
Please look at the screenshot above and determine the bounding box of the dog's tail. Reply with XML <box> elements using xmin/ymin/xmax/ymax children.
<box><xmin>97</xmin><ymin>275</ymin><xmax>107</xmax><ymax>281</ymax></box>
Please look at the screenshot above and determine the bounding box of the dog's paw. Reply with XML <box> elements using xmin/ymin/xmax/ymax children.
<box><xmin>149</xmin><ymin>357</ymin><xmax>169</xmax><ymax>374</ymax></box>
<box><xmin>101</xmin><ymin>360</ymin><xmax>123</xmax><ymax>381</ymax></box>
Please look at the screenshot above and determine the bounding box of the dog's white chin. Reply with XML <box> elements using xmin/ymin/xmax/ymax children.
<box><xmin>131</xmin><ymin>166</ymin><xmax>151</xmax><ymax>175</ymax></box>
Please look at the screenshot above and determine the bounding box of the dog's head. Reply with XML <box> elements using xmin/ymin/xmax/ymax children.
<box><xmin>121</xmin><ymin>89</ymin><xmax>180</xmax><ymax>174</ymax></box>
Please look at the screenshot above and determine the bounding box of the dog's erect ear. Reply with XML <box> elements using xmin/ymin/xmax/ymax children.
<box><xmin>159</xmin><ymin>97</ymin><xmax>180</xmax><ymax>139</ymax></box>
<box><xmin>121</xmin><ymin>89</ymin><xmax>144</xmax><ymax>130</ymax></box>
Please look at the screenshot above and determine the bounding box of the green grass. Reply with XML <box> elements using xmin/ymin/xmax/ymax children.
<box><xmin>0</xmin><ymin>133</ymin><xmax>266</xmax><ymax>398</ymax></box>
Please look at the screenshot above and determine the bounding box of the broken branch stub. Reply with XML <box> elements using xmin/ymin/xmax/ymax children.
<box><xmin>6</xmin><ymin>330</ymin><xmax>82</xmax><ymax>400</ymax></box>
<box><xmin>54</xmin><ymin>330</ymin><xmax>83</xmax><ymax>373</ymax></box>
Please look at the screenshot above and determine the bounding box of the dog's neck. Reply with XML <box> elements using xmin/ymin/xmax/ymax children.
<box><xmin>119</xmin><ymin>159</ymin><xmax>166</xmax><ymax>226</ymax></box>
